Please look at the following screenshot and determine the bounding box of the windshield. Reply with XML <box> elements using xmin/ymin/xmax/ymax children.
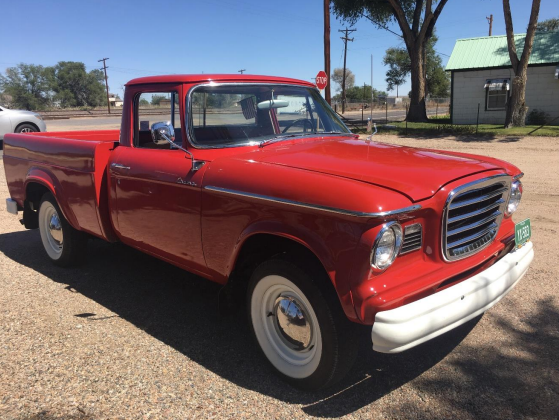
<box><xmin>188</xmin><ymin>84</ymin><xmax>350</xmax><ymax>147</ymax></box>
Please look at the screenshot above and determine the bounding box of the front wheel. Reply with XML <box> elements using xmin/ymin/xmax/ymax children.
<box><xmin>15</xmin><ymin>123</ymin><xmax>38</xmax><ymax>133</ymax></box>
<box><xmin>38</xmin><ymin>193</ymin><xmax>87</xmax><ymax>266</ymax></box>
<box><xmin>247</xmin><ymin>256</ymin><xmax>359</xmax><ymax>390</ymax></box>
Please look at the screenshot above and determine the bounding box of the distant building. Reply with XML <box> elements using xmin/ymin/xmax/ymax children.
<box><xmin>108</xmin><ymin>94</ymin><xmax>123</xmax><ymax>107</ymax></box>
<box><xmin>446</xmin><ymin>31</ymin><xmax>559</xmax><ymax>125</ymax></box>
<box><xmin>386</xmin><ymin>96</ymin><xmax>403</xmax><ymax>106</ymax></box>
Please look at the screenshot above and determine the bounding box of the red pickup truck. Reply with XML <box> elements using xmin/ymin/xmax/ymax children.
<box><xmin>3</xmin><ymin>74</ymin><xmax>533</xmax><ymax>390</ymax></box>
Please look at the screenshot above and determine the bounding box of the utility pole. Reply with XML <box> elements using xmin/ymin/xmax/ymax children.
<box><xmin>370</xmin><ymin>54</ymin><xmax>373</xmax><ymax>119</ymax></box>
<box><xmin>98</xmin><ymin>58</ymin><xmax>110</xmax><ymax>114</ymax></box>
<box><xmin>486</xmin><ymin>14</ymin><xmax>493</xmax><ymax>36</ymax></box>
<box><xmin>324</xmin><ymin>0</ymin><xmax>331</xmax><ymax>105</ymax></box>
<box><xmin>238</xmin><ymin>69</ymin><xmax>246</xmax><ymax>74</ymax></box>
<box><xmin>338</xmin><ymin>28</ymin><xmax>355</xmax><ymax>114</ymax></box>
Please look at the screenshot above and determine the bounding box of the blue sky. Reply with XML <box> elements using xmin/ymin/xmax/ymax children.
<box><xmin>2</xmin><ymin>0</ymin><xmax>557</xmax><ymax>99</ymax></box>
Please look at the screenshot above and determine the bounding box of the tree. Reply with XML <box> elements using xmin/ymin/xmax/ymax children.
<box><xmin>0</xmin><ymin>63</ymin><xmax>52</xmax><ymax>110</ymax></box>
<box><xmin>503</xmin><ymin>0</ymin><xmax>541</xmax><ymax>128</ymax></box>
<box><xmin>424</xmin><ymin>34</ymin><xmax>449</xmax><ymax>97</ymax></box>
<box><xmin>49</xmin><ymin>62</ymin><xmax>105</xmax><ymax>107</ymax></box>
<box><xmin>151</xmin><ymin>95</ymin><xmax>166</xmax><ymax>106</ymax></box>
<box><xmin>331</xmin><ymin>68</ymin><xmax>355</xmax><ymax>92</ymax></box>
<box><xmin>334</xmin><ymin>84</ymin><xmax>387</xmax><ymax>102</ymax></box>
<box><xmin>332</xmin><ymin>0</ymin><xmax>449</xmax><ymax>122</ymax></box>
<box><xmin>383</xmin><ymin>47</ymin><xmax>409</xmax><ymax>96</ymax></box>
<box><xmin>537</xmin><ymin>16</ymin><xmax>559</xmax><ymax>31</ymax></box>
<box><xmin>383</xmin><ymin>34</ymin><xmax>450</xmax><ymax>98</ymax></box>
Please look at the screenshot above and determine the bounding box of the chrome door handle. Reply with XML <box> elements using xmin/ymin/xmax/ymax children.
<box><xmin>111</xmin><ymin>163</ymin><xmax>131</xmax><ymax>170</ymax></box>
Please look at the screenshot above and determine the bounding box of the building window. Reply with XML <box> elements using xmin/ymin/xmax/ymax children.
<box><xmin>484</xmin><ymin>79</ymin><xmax>510</xmax><ymax>111</ymax></box>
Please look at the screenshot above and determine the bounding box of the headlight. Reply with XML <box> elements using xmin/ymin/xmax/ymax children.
<box><xmin>33</xmin><ymin>114</ymin><xmax>43</xmax><ymax>121</ymax></box>
<box><xmin>506</xmin><ymin>180</ymin><xmax>522</xmax><ymax>216</ymax></box>
<box><xmin>371</xmin><ymin>222</ymin><xmax>403</xmax><ymax>272</ymax></box>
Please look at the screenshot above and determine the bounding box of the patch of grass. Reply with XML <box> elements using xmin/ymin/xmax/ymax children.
<box><xmin>351</xmin><ymin>120</ymin><xmax>559</xmax><ymax>137</ymax></box>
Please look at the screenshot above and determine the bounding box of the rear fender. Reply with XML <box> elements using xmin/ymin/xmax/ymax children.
<box><xmin>24</xmin><ymin>167</ymin><xmax>80</xmax><ymax>230</ymax></box>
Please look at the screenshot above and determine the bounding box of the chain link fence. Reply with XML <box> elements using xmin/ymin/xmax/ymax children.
<box><xmin>332</xmin><ymin>97</ymin><xmax>450</xmax><ymax>127</ymax></box>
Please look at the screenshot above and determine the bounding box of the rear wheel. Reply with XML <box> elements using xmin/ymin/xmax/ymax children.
<box><xmin>38</xmin><ymin>193</ymin><xmax>87</xmax><ymax>266</ymax></box>
<box><xmin>247</xmin><ymin>256</ymin><xmax>359</xmax><ymax>390</ymax></box>
<box><xmin>15</xmin><ymin>123</ymin><xmax>38</xmax><ymax>134</ymax></box>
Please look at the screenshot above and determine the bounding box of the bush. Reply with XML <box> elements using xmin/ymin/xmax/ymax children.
<box><xmin>527</xmin><ymin>109</ymin><xmax>549</xmax><ymax>125</ymax></box>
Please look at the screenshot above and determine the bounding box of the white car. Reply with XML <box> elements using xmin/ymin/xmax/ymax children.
<box><xmin>0</xmin><ymin>105</ymin><xmax>47</xmax><ymax>140</ymax></box>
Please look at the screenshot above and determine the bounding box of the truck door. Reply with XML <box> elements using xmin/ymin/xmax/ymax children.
<box><xmin>109</xmin><ymin>85</ymin><xmax>207</xmax><ymax>274</ymax></box>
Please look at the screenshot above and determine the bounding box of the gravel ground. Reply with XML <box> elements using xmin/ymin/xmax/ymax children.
<box><xmin>0</xmin><ymin>133</ymin><xmax>558</xmax><ymax>419</ymax></box>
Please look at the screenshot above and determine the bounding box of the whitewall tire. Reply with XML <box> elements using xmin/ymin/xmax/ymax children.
<box><xmin>38</xmin><ymin>193</ymin><xmax>87</xmax><ymax>266</ymax></box>
<box><xmin>247</xmin><ymin>256</ymin><xmax>360</xmax><ymax>390</ymax></box>
<box><xmin>251</xmin><ymin>274</ymin><xmax>323</xmax><ymax>379</ymax></box>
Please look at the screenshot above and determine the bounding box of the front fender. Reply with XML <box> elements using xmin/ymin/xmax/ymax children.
<box><xmin>228</xmin><ymin>221</ymin><xmax>361</xmax><ymax>322</ymax></box>
<box><xmin>230</xmin><ymin>220</ymin><xmax>337</xmax><ymax>276</ymax></box>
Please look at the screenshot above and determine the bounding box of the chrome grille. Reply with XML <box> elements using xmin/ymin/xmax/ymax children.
<box><xmin>401</xmin><ymin>223</ymin><xmax>422</xmax><ymax>254</ymax></box>
<box><xmin>442</xmin><ymin>175</ymin><xmax>511</xmax><ymax>261</ymax></box>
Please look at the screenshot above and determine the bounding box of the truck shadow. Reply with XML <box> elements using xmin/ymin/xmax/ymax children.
<box><xmin>1</xmin><ymin>229</ymin><xmax>488</xmax><ymax>417</ymax></box>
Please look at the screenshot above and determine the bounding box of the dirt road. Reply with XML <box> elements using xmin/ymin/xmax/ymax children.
<box><xmin>0</xmin><ymin>134</ymin><xmax>557</xmax><ymax>419</ymax></box>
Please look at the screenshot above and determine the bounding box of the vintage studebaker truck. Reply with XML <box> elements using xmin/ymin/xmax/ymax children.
<box><xmin>3</xmin><ymin>74</ymin><xmax>533</xmax><ymax>390</ymax></box>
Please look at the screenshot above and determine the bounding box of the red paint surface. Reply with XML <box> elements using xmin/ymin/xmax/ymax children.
<box><xmin>3</xmin><ymin>74</ymin><xmax>523</xmax><ymax>325</ymax></box>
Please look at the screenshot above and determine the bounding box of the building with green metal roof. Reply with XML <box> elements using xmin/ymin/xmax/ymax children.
<box><xmin>446</xmin><ymin>32</ymin><xmax>559</xmax><ymax>125</ymax></box>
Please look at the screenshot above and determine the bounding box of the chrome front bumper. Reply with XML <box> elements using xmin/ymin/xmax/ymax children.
<box><xmin>6</xmin><ymin>198</ymin><xmax>18</xmax><ymax>215</ymax></box>
<box><xmin>371</xmin><ymin>241</ymin><xmax>534</xmax><ymax>353</ymax></box>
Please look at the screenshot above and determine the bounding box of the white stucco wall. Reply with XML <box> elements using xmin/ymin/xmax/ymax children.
<box><xmin>452</xmin><ymin>65</ymin><xmax>559</xmax><ymax>125</ymax></box>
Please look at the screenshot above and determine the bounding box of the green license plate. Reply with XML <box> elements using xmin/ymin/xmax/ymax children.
<box><xmin>515</xmin><ymin>218</ymin><xmax>531</xmax><ymax>246</ymax></box>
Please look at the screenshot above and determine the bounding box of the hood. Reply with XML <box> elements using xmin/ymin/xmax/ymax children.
<box><xmin>4</xmin><ymin>108</ymin><xmax>38</xmax><ymax>116</ymax></box>
<box><xmin>249</xmin><ymin>137</ymin><xmax>504</xmax><ymax>202</ymax></box>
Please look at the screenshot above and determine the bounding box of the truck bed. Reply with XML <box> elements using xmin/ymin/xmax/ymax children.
<box><xmin>3</xmin><ymin>130</ymin><xmax>119</xmax><ymax>240</ymax></box>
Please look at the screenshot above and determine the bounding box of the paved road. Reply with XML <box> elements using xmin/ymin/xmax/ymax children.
<box><xmin>43</xmin><ymin>107</ymin><xmax>444</xmax><ymax>132</ymax></box>
<box><xmin>342</xmin><ymin>107</ymin><xmax>441</xmax><ymax>124</ymax></box>
<box><xmin>46</xmin><ymin>116</ymin><xmax>122</xmax><ymax>131</ymax></box>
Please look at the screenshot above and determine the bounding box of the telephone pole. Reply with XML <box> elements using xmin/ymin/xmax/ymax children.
<box><xmin>98</xmin><ymin>58</ymin><xmax>110</xmax><ymax>114</ymax></box>
<box><xmin>324</xmin><ymin>0</ymin><xmax>331</xmax><ymax>105</ymax></box>
<box><xmin>486</xmin><ymin>14</ymin><xmax>493</xmax><ymax>36</ymax></box>
<box><xmin>238</xmin><ymin>69</ymin><xmax>246</xmax><ymax>74</ymax></box>
<box><xmin>339</xmin><ymin>28</ymin><xmax>355</xmax><ymax>114</ymax></box>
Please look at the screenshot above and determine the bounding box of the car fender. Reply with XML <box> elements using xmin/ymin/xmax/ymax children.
<box><xmin>227</xmin><ymin>219</ymin><xmax>360</xmax><ymax>321</ymax></box>
<box><xmin>24</xmin><ymin>167</ymin><xmax>80</xmax><ymax>230</ymax></box>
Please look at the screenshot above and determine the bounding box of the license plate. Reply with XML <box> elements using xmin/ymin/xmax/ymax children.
<box><xmin>515</xmin><ymin>218</ymin><xmax>531</xmax><ymax>246</ymax></box>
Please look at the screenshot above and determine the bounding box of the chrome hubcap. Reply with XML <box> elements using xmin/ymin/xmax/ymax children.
<box><xmin>20</xmin><ymin>128</ymin><xmax>32</xmax><ymax>133</ymax></box>
<box><xmin>273</xmin><ymin>296</ymin><xmax>312</xmax><ymax>351</ymax></box>
<box><xmin>48</xmin><ymin>213</ymin><xmax>63</xmax><ymax>245</ymax></box>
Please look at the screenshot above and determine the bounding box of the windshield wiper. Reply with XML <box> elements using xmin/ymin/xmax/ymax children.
<box><xmin>259</xmin><ymin>132</ymin><xmax>316</xmax><ymax>148</ymax></box>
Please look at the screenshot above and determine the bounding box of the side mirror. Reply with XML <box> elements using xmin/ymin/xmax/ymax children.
<box><xmin>149</xmin><ymin>121</ymin><xmax>205</xmax><ymax>172</ymax></box>
<box><xmin>151</xmin><ymin>121</ymin><xmax>175</xmax><ymax>145</ymax></box>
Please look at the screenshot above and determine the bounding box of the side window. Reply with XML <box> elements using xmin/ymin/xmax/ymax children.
<box><xmin>135</xmin><ymin>91</ymin><xmax>181</xmax><ymax>149</ymax></box>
